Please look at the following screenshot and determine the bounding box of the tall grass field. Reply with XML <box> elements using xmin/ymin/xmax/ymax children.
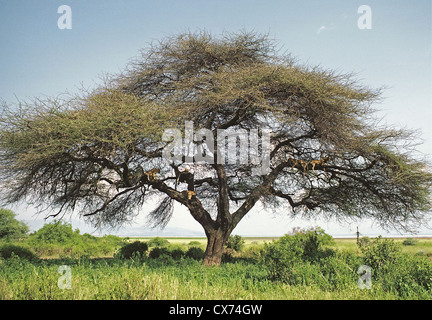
<box><xmin>1</xmin><ymin>223</ymin><xmax>432</xmax><ymax>300</ymax></box>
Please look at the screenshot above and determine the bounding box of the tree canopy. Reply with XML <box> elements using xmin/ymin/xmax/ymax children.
<box><xmin>0</xmin><ymin>31</ymin><xmax>431</xmax><ymax>265</ymax></box>
<box><xmin>0</xmin><ymin>208</ymin><xmax>29</xmax><ymax>240</ymax></box>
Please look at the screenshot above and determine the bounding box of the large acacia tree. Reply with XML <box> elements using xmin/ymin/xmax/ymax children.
<box><xmin>1</xmin><ymin>31</ymin><xmax>431</xmax><ymax>265</ymax></box>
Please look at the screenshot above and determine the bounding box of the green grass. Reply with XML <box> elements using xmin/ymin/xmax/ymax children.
<box><xmin>1</xmin><ymin>235</ymin><xmax>431</xmax><ymax>300</ymax></box>
<box><xmin>398</xmin><ymin>238</ymin><xmax>432</xmax><ymax>258</ymax></box>
<box><xmin>329</xmin><ymin>237</ymin><xmax>432</xmax><ymax>261</ymax></box>
<box><xmin>328</xmin><ymin>238</ymin><xmax>361</xmax><ymax>254</ymax></box>
<box><xmin>0</xmin><ymin>255</ymin><xmax>398</xmax><ymax>300</ymax></box>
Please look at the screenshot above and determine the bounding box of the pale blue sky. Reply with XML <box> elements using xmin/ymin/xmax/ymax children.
<box><xmin>0</xmin><ymin>1</ymin><xmax>431</xmax><ymax>237</ymax></box>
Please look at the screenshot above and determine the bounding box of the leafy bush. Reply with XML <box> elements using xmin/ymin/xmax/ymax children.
<box><xmin>226</xmin><ymin>235</ymin><xmax>245</xmax><ymax>252</ymax></box>
<box><xmin>25</xmin><ymin>221</ymin><xmax>124</xmax><ymax>258</ymax></box>
<box><xmin>262</xmin><ymin>239</ymin><xmax>301</xmax><ymax>282</ymax></box>
<box><xmin>259</xmin><ymin>227</ymin><xmax>366</xmax><ymax>290</ymax></box>
<box><xmin>0</xmin><ymin>244</ymin><xmax>37</xmax><ymax>261</ymax></box>
<box><xmin>147</xmin><ymin>237</ymin><xmax>169</xmax><ymax>247</ymax></box>
<box><xmin>357</xmin><ymin>236</ymin><xmax>370</xmax><ymax>247</ymax></box>
<box><xmin>238</xmin><ymin>243</ymin><xmax>265</xmax><ymax>263</ymax></box>
<box><xmin>402</xmin><ymin>238</ymin><xmax>418</xmax><ymax>246</ymax></box>
<box><xmin>188</xmin><ymin>241</ymin><xmax>202</xmax><ymax>247</ymax></box>
<box><xmin>28</xmin><ymin>221</ymin><xmax>78</xmax><ymax>244</ymax></box>
<box><xmin>415</xmin><ymin>250</ymin><xmax>426</xmax><ymax>257</ymax></box>
<box><xmin>317</xmin><ymin>252</ymin><xmax>361</xmax><ymax>290</ymax></box>
<box><xmin>169</xmin><ymin>248</ymin><xmax>185</xmax><ymax>260</ymax></box>
<box><xmin>185</xmin><ymin>247</ymin><xmax>205</xmax><ymax>260</ymax></box>
<box><xmin>290</xmin><ymin>227</ymin><xmax>334</xmax><ymax>244</ymax></box>
<box><xmin>359</xmin><ymin>236</ymin><xmax>401</xmax><ymax>271</ymax></box>
<box><xmin>359</xmin><ymin>236</ymin><xmax>432</xmax><ymax>298</ymax></box>
<box><xmin>222</xmin><ymin>248</ymin><xmax>239</xmax><ymax>263</ymax></box>
<box><xmin>261</xmin><ymin>228</ymin><xmax>338</xmax><ymax>284</ymax></box>
<box><xmin>377</xmin><ymin>253</ymin><xmax>432</xmax><ymax>298</ymax></box>
<box><xmin>149</xmin><ymin>247</ymin><xmax>170</xmax><ymax>259</ymax></box>
<box><xmin>116</xmin><ymin>241</ymin><xmax>148</xmax><ymax>259</ymax></box>
<box><xmin>0</xmin><ymin>209</ymin><xmax>29</xmax><ymax>241</ymax></box>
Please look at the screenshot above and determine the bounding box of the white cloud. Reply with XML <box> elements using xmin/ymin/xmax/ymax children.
<box><xmin>317</xmin><ymin>25</ymin><xmax>326</xmax><ymax>35</ymax></box>
<box><xmin>317</xmin><ymin>24</ymin><xmax>336</xmax><ymax>35</ymax></box>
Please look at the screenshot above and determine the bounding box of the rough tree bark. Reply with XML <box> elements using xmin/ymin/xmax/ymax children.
<box><xmin>202</xmin><ymin>228</ymin><xmax>231</xmax><ymax>266</ymax></box>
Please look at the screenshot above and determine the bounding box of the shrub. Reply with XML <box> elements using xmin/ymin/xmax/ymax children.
<box><xmin>0</xmin><ymin>209</ymin><xmax>29</xmax><ymax>241</ymax></box>
<box><xmin>28</xmin><ymin>221</ymin><xmax>77</xmax><ymax>244</ymax></box>
<box><xmin>261</xmin><ymin>228</ymin><xmax>336</xmax><ymax>284</ymax></box>
<box><xmin>0</xmin><ymin>244</ymin><xmax>37</xmax><ymax>261</ymax></box>
<box><xmin>359</xmin><ymin>236</ymin><xmax>401</xmax><ymax>271</ymax></box>
<box><xmin>116</xmin><ymin>241</ymin><xmax>148</xmax><ymax>259</ymax></box>
<box><xmin>149</xmin><ymin>247</ymin><xmax>170</xmax><ymax>259</ymax></box>
<box><xmin>185</xmin><ymin>247</ymin><xmax>205</xmax><ymax>260</ymax></box>
<box><xmin>415</xmin><ymin>250</ymin><xmax>426</xmax><ymax>257</ymax></box>
<box><xmin>25</xmin><ymin>222</ymin><xmax>124</xmax><ymax>258</ymax></box>
<box><xmin>82</xmin><ymin>233</ymin><xmax>97</xmax><ymax>241</ymax></box>
<box><xmin>222</xmin><ymin>248</ymin><xmax>238</xmax><ymax>263</ymax></box>
<box><xmin>262</xmin><ymin>236</ymin><xmax>306</xmax><ymax>282</ymax></box>
<box><xmin>359</xmin><ymin>236</ymin><xmax>432</xmax><ymax>298</ymax></box>
<box><xmin>239</xmin><ymin>243</ymin><xmax>265</xmax><ymax>263</ymax></box>
<box><xmin>169</xmin><ymin>248</ymin><xmax>185</xmax><ymax>260</ymax></box>
<box><xmin>290</xmin><ymin>226</ymin><xmax>334</xmax><ymax>244</ymax></box>
<box><xmin>402</xmin><ymin>238</ymin><xmax>418</xmax><ymax>246</ymax></box>
<box><xmin>188</xmin><ymin>241</ymin><xmax>202</xmax><ymax>247</ymax></box>
<box><xmin>376</xmin><ymin>253</ymin><xmax>432</xmax><ymax>298</ymax></box>
<box><xmin>318</xmin><ymin>252</ymin><xmax>361</xmax><ymax>290</ymax></box>
<box><xmin>226</xmin><ymin>235</ymin><xmax>245</xmax><ymax>252</ymax></box>
<box><xmin>357</xmin><ymin>236</ymin><xmax>370</xmax><ymax>247</ymax></box>
<box><xmin>147</xmin><ymin>237</ymin><xmax>169</xmax><ymax>247</ymax></box>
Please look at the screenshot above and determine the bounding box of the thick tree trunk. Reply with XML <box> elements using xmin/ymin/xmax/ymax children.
<box><xmin>202</xmin><ymin>229</ymin><xmax>231</xmax><ymax>266</ymax></box>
